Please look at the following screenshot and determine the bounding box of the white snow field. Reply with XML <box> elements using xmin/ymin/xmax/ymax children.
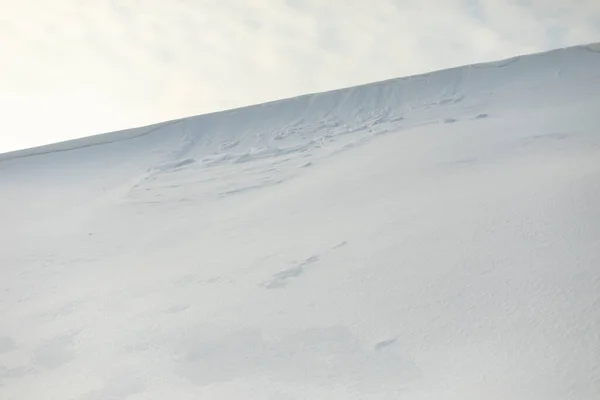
<box><xmin>1</xmin><ymin>43</ymin><xmax>600</xmax><ymax>400</ymax></box>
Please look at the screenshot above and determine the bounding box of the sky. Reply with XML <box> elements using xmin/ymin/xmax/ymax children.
<box><xmin>1</xmin><ymin>0</ymin><xmax>599</xmax><ymax>154</ymax></box>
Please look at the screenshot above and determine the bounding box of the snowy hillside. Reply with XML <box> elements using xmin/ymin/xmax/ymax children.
<box><xmin>1</xmin><ymin>43</ymin><xmax>600</xmax><ymax>400</ymax></box>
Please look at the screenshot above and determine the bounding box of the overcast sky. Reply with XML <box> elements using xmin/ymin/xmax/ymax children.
<box><xmin>1</xmin><ymin>0</ymin><xmax>599</xmax><ymax>153</ymax></box>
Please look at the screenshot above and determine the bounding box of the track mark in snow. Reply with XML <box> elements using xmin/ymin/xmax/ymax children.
<box><xmin>443</xmin><ymin>118</ymin><xmax>458</xmax><ymax>124</ymax></box>
<box><xmin>263</xmin><ymin>256</ymin><xmax>320</xmax><ymax>289</ymax></box>
<box><xmin>164</xmin><ymin>304</ymin><xmax>190</xmax><ymax>314</ymax></box>
<box><xmin>519</xmin><ymin>132</ymin><xmax>572</xmax><ymax>147</ymax></box>
<box><xmin>273</xmin><ymin>131</ymin><xmax>291</xmax><ymax>140</ymax></box>
<box><xmin>200</xmin><ymin>153</ymin><xmax>231</xmax><ymax>165</ymax></box>
<box><xmin>220</xmin><ymin>140</ymin><xmax>239</xmax><ymax>150</ymax></box>
<box><xmin>328</xmin><ymin>136</ymin><xmax>375</xmax><ymax>156</ymax></box>
<box><xmin>375</xmin><ymin>338</ymin><xmax>398</xmax><ymax>350</ymax></box>
<box><xmin>373</xmin><ymin>128</ymin><xmax>390</xmax><ymax>136</ymax></box>
<box><xmin>273</xmin><ymin>266</ymin><xmax>304</xmax><ymax>280</ymax></box>
<box><xmin>219</xmin><ymin>179</ymin><xmax>283</xmax><ymax>197</ymax></box>
<box><xmin>332</xmin><ymin>241</ymin><xmax>348</xmax><ymax>249</ymax></box>
<box><xmin>231</xmin><ymin>144</ymin><xmax>311</xmax><ymax>165</ymax></box>
<box><xmin>272</xmin><ymin>157</ymin><xmax>291</xmax><ymax>166</ymax></box>
<box><xmin>474</xmin><ymin>113</ymin><xmax>489</xmax><ymax>119</ymax></box>
<box><xmin>438</xmin><ymin>95</ymin><xmax>465</xmax><ymax>105</ymax></box>
<box><xmin>153</xmin><ymin>158</ymin><xmax>196</xmax><ymax>172</ymax></box>
<box><xmin>174</xmin><ymin>274</ymin><xmax>220</xmax><ymax>287</ymax></box>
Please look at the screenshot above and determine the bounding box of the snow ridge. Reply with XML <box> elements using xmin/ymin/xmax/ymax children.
<box><xmin>1</xmin><ymin>42</ymin><xmax>598</xmax><ymax>164</ymax></box>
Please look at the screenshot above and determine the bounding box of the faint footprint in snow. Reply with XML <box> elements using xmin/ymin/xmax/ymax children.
<box><xmin>262</xmin><ymin>256</ymin><xmax>320</xmax><ymax>289</ymax></box>
<box><xmin>273</xmin><ymin>265</ymin><xmax>305</xmax><ymax>280</ymax></box>
<box><xmin>443</xmin><ymin>118</ymin><xmax>458</xmax><ymax>124</ymax></box>
<box><xmin>375</xmin><ymin>338</ymin><xmax>398</xmax><ymax>350</ymax></box>
<box><xmin>332</xmin><ymin>241</ymin><xmax>347</xmax><ymax>249</ymax></box>
<box><xmin>164</xmin><ymin>304</ymin><xmax>190</xmax><ymax>314</ymax></box>
<box><xmin>264</xmin><ymin>267</ymin><xmax>304</xmax><ymax>289</ymax></box>
<box><xmin>174</xmin><ymin>274</ymin><xmax>220</xmax><ymax>287</ymax></box>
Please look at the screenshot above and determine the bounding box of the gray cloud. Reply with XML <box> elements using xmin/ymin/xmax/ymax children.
<box><xmin>0</xmin><ymin>0</ymin><xmax>599</xmax><ymax>152</ymax></box>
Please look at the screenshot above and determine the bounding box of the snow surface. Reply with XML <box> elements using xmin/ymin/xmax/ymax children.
<box><xmin>1</xmin><ymin>43</ymin><xmax>600</xmax><ymax>400</ymax></box>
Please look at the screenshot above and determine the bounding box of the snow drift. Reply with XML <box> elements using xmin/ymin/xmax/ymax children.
<box><xmin>1</xmin><ymin>43</ymin><xmax>599</xmax><ymax>400</ymax></box>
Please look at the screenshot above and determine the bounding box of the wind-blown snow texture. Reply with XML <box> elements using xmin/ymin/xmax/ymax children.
<box><xmin>1</xmin><ymin>43</ymin><xmax>600</xmax><ymax>400</ymax></box>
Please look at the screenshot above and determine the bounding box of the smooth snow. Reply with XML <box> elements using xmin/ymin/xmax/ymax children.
<box><xmin>1</xmin><ymin>43</ymin><xmax>600</xmax><ymax>400</ymax></box>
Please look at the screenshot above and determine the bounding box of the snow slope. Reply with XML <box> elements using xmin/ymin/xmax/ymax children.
<box><xmin>1</xmin><ymin>43</ymin><xmax>600</xmax><ymax>400</ymax></box>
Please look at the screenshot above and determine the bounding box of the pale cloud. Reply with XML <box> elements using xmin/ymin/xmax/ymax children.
<box><xmin>0</xmin><ymin>0</ymin><xmax>599</xmax><ymax>152</ymax></box>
